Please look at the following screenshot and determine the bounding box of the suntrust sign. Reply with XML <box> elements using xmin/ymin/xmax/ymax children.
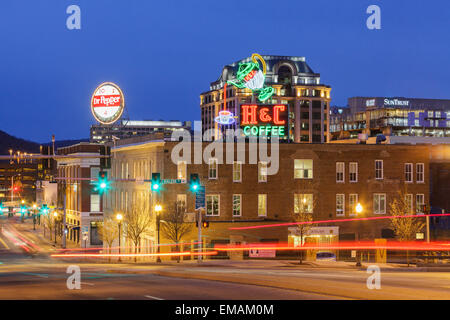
<box><xmin>91</xmin><ymin>82</ymin><xmax>125</xmax><ymax>125</ymax></box>
<box><xmin>383</xmin><ymin>98</ymin><xmax>409</xmax><ymax>106</ymax></box>
<box><xmin>240</xmin><ymin>104</ymin><xmax>287</xmax><ymax>137</ymax></box>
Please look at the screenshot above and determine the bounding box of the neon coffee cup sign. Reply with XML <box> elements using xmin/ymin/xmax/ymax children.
<box><xmin>91</xmin><ymin>82</ymin><xmax>125</xmax><ymax>125</ymax></box>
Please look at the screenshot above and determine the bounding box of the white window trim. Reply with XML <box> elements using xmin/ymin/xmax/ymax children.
<box><xmin>405</xmin><ymin>163</ymin><xmax>413</xmax><ymax>183</ymax></box>
<box><xmin>258</xmin><ymin>194</ymin><xmax>267</xmax><ymax>217</ymax></box>
<box><xmin>406</xmin><ymin>193</ymin><xmax>413</xmax><ymax>214</ymax></box>
<box><xmin>258</xmin><ymin>161</ymin><xmax>268</xmax><ymax>183</ymax></box>
<box><xmin>208</xmin><ymin>158</ymin><xmax>218</xmax><ymax>180</ymax></box>
<box><xmin>294</xmin><ymin>159</ymin><xmax>313</xmax><ymax>179</ymax></box>
<box><xmin>177</xmin><ymin>161</ymin><xmax>187</xmax><ymax>180</ymax></box>
<box><xmin>375</xmin><ymin>160</ymin><xmax>383</xmax><ymax>180</ymax></box>
<box><xmin>336</xmin><ymin>194</ymin><xmax>345</xmax><ymax>216</ymax></box>
<box><xmin>373</xmin><ymin>193</ymin><xmax>386</xmax><ymax>215</ymax></box>
<box><xmin>349</xmin><ymin>162</ymin><xmax>358</xmax><ymax>183</ymax></box>
<box><xmin>206</xmin><ymin>194</ymin><xmax>220</xmax><ymax>216</ymax></box>
<box><xmin>233</xmin><ymin>161</ymin><xmax>242</xmax><ymax>183</ymax></box>
<box><xmin>416</xmin><ymin>194</ymin><xmax>425</xmax><ymax>214</ymax></box>
<box><xmin>348</xmin><ymin>194</ymin><xmax>358</xmax><ymax>216</ymax></box>
<box><xmin>336</xmin><ymin>162</ymin><xmax>345</xmax><ymax>183</ymax></box>
<box><xmin>232</xmin><ymin>194</ymin><xmax>242</xmax><ymax>217</ymax></box>
<box><xmin>416</xmin><ymin>163</ymin><xmax>425</xmax><ymax>183</ymax></box>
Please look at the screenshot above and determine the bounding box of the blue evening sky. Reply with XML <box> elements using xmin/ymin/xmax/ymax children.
<box><xmin>0</xmin><ymin>0</ymin><xmax>449</xmax><ymax>142</ymax></box>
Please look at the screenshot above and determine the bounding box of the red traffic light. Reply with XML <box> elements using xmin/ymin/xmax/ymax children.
<box><xmin>202</xmin><ymin>221</ymin><xmax>209</xmax><ymax>228</ymax></box>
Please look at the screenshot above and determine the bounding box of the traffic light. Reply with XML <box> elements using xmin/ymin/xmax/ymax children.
<box><xmin>151</xmin><ymin>173</ymin><xmax>161</xmax><ymax>191</ymax></box>
<box><xmin>202</xmin><ymin>221</ymin><xmax>209</xmax><ymax>228</ymax></box>
<box><xmin>100</xmin><ymin>146</ymin><xmax>111</xmax><ymax>169</ymax></box>
<box><xmin>41</xmin><ymin>204</ymin><xmax>49</xmax><ymax>215</ymax></box>
<box><xmin>96</xmin><ymin>171</ymin><xmax>110</xmax><ymax>194</ymax></box>
<box><xmin>0</xmin><ymin>202</ymin><xmax>3</xmax><ymax>215</ymax></box>
<box><xmin>190</xmin><ymin>173</ymin><xmax>200</xmax><ymax>192</ymax></box>
<box><xmin>20</xmin><ymin>205</ymin><xmax>27</xmax><ymax>215</ymax></box>
<box><xmin>422</xmin><ymin>204</ymin><xmax>430</xmax><ymax>214</ymax></box>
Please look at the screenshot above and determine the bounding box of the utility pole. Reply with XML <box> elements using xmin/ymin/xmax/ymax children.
<box><xmin>62</xmin><ymin>193</ymin><xmax>67</xmax><ymax>249</ymax></box>
<box><xmin>11</xmin><ymin>176</ymin><xmax>13</xmax><ymax>203</ymax></box>
<box><xmin>197</xmin><ymin>209</ymin><xmax>202</xmax><ymax>263</ymax></box>
<box><xmin>426</xmin><ymin>214</ymin><xmax>430</xmax><ymax>243</ymax></box>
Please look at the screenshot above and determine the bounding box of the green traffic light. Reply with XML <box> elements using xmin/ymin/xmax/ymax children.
<box><xmin>152</xmin><ymin>183</ymin><xmax>160</xmax><ymax>191</ymax></box>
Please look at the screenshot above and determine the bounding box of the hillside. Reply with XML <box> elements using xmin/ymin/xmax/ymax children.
<box><xmin>0</xmin><ymin>130</ymin><xmax>41</xmax><ymax>155</ymax></box>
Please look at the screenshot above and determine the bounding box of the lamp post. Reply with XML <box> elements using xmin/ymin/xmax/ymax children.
<box><xmin>116</xmin><ymin>213</ymin><xmax>123</xmax><ymax>262</ymax></box>
<box><xmin>155</xmin><ymin>205</ymin><xmax>162</xmax><ymax>263</ymax></box>
<box><xmin>355</xmin><ymin>203</ymin><xmax>363</xmax><ymax>267</ymax></box>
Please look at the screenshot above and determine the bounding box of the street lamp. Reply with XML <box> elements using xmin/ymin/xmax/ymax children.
<box><xmin>355</xmin><ymin>203</ymin><xmax>363</xmax><ymax>267</ymax></box>
<box><xmin>155</xmin><ymin>205</ymin><xmax>162</xmax><ymax>263</ymax></box>
<box><xmin>116</xmin><ymin>213</ymin><xmax>123</xmax><ymax>262</ymax></box>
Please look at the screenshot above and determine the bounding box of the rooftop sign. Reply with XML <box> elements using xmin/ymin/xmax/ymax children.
<box><xmin>91</xmin><ymin>82</ymin><xmax>125</xmax><ymax>125</ymax></box>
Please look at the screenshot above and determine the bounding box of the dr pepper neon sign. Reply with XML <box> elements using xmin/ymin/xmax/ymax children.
<box><xmin>240</xmin><ymin>104</ymin><xmax>287</xmax><ymax>136</ymax></box>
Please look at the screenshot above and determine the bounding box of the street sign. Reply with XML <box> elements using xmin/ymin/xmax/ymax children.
<box><xmin>161</xmin><ymin>179</ymin><xmax>186</xmax><ymax>184</ymax></box>
<box><xmin>195</xmin><ymin>186</ymin><xmax>206</xmax><ymax>210</ymax></box>
<box><xmin>82</xmin><ymin>226</ymin><xmax>89</xmax><ymax>234</ymax></box>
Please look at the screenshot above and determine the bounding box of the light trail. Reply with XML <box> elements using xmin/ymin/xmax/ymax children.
<box><xmin>50</xmin><ymin>251</ymin><xmax>218</xmax><ymax>258</ymax></box>
<box><xmin>55</xmin><ymin>241</ymin><xmax>201</xmax><ymax>252</ymax></box>
<box><xmin>229</xmin><ymin>213</ymin><xmax>450</xmax><ymax>230</ymax></box>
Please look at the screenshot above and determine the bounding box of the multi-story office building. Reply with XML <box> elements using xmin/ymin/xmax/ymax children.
<box><xmin>90</xmin><ymin>120</ymin><xmax>192</xmax><ymax>144</ymax></box>
<box><xmin>200</xmin><ymin>55</ymin><xmax>332</xmax><ymax>143</ymax></box>
<box><xmin>56</xmin><ymin>142</ymin><xmax>107</xmax><ymax>247</ymax></box>
<box><xmin>104</xmin><ymin>134</ymin><xmax>432</xmax><ymax>260</ymax></box>
<box><xmin>330</xmin><ymin>97</ymin><xmax>450</xmax><ymax>142</ymax></box>
<box><xmin>0</xmin><ymin>155</ymin><xmax>39</xmax><ymax>204</ymax></box>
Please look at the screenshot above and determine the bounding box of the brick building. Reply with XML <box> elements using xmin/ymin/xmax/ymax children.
<box><xmin>104</xmin><ymin>134</ymin><xmax>431</xmax><ymax>258</ymax></box>
<box><xmin>56</xmin><ymin>142</ymin><xmax>106</xmax><ymax>248</ymax></box>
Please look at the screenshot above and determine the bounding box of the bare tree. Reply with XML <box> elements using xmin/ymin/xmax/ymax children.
<box><xmin>124</xmin><ymin>200</ymin><xmax>153</xmax><ymax>262</ymax></box>
<box><xmin>161</xmin><ymin>201</ymin><xmax>193</xmax><ymax>262</ymax></box>
<box><xmin>98</xmin><ymin>217</ymin><xmax>119</xmax><ymax>262</ymax></box>
<box><xmin>42</xmin><ymin>213</ymin><xmax>55</xmax><ymax>241</ymax></box>
<box><xmin>389</xmin><ymin>189</ymin><xmax>425</xmax><ymax>266</ymax></box>
<box><xmin>290</xmin><ymin>181</ymin><xmax>318</xmax><ymax>264</ymax></box>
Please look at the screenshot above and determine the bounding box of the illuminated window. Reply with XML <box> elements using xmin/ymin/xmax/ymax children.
<box><xmin>177</xmin><ymin>161</ymin><xmax>187</xmax><ymax>180</ymax></box>
<box><xmin>90</xmin><ymin>194</ymin><xmax>100</xmax><ymax>212</ymax></box>
<box><xmin>177</xmin><ymin>194</ymin><xmax>186</xmax><ymax>212</ymax></box>
<box><xmin>294</xmin><ymin>159</ymin><xmax>313</xmax><ymax>179</ymax></box>
<box><xmin>416</xmin><ymin>163</ymin><xmax>424</xmax><ymax>183</ymax></box>
<box><xmin>233</xmin><ymin>161</ymin><xmax>242</xmax><ymax>182</ymax></box>
<box><xmin>373</xmin><ymin>194</ymin><xmax>386</xmax><ymax>214</ymax></box>
<box><xmin>375</xmin><ymin>160</ymin><xmax>383</xmax><ymax>179</ymax></box>
<box><xmin>258</xmin><ymin>194</ymin><xmax>267</xmax><ymax>216</ymax></box>
<box><xmin>294</xmin><ymin>194</ymin><xmax>313</xmax><ymax>213</ymax></box>
<box><xmin>206</xmin><ymin>195</ymin><xmax>219</xmax><ymax>216</ymax></box>
<box><xmin>405</xmin><ymin>194</ymin><xmax>413</xmax><ymax>214</ymax></box>
<box><xmin>208</xmin><ymin>158</ymin><xmax>218</xmax><ymax>179</ymax></box>
<box><xmin>232</xmin><ymin>194</ymin><xmax>241</xmax><ymax>217</ymax></box>
<box><xmin>336</xmin><ymin>162</ymin><xmax>345</xmax><ymax>183</ymax></box>
<box><xmin>416</xmin><ymin>194</ymin><xmax>425</xmax><ymax>214</ymax></box>
<box><xmin>349</xmin><ymin>162</ymin><xmax>358</xmax><ymax>182</ymax></box>
<box><xmin>349</xmin><ymin>194</ymin><xmax>358</xmax><ymax>216</ymax></box>
<box><xmin>405</xmin><ymin>163</ymin><xmax>413</xmax><ymax>183</ymax></box>
<box><xmin>258</xmin><ymin>161</ymin><xmax>267</xmax><ymax>182</ymax></box>
<box><xmin>336</xmin><ymin>194</ymin><xmax>345</xmax><ymax>216</ymax></box>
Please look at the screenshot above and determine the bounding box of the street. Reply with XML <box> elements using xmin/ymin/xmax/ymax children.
<box><xmin>1</xmin><ymin>217</ymin><xmax>450</xmax><ymax>300</ymax></box>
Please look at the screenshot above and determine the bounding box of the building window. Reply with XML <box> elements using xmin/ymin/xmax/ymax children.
<box><xmin>208</xmin><ymin>158</ymin><xmax>218</xmax><ymax>179</ymax></box>
<box><xmin>294</xmin><ymin>159</ymin><xmax>313</xmax><ymax>179</ymax></box>
<box><xmin>349</xmin><ymin>162</ymin><xmax>358</xmax><ymax>183</ymax></box>
<box><xmin>90</xmin><ymin>194</ymin><xmax>100</xmax><ymax>212</ymax></box>
<box><xmin>405</xmin><ymin>163</ymin><xmax>413</xmax><ymax>183</ymax></box>
<box><xmin>232</xmin><ymin>194</ymin><xmax>242</xmax><ymax>217</ymax></box>
<box><xmin>90</xmin><ymin>167</ymin><xmax>100</xmax><ymax>185</ymax></box>
<box><xmin>416</xmin><ymin>163</ymin><xmax>424</xmax><ymax>183</ymax></box>
<box><xmin>336</xmin><ymin>162</ymin><xmax>345</xmax><ymax>183</ymax></box>
<box><xmin>258</xmin><ymin>194</ymin><xmax>267</xmax><ymax>216</ymax></box>
<box><xmin>416</xmin><ymin>194</ymin><xmax>425</xmax><ymax>214</ymax></box>
<box><xmin>373</xmin><ymin>194</ymin><xmax>386</xmax><ymax>214</ymax></box>
<box><xmin>375</xmin><ymin>160</ymin><xmax>383</xmax><ymax>180</ymax></box>
<box><xmin>294</xmin><ymin>194</ymin><xmax>313</xmax><ymax>213</ymax></box>
<box><xmin>206</xmin><ymin>195</ymin><xmax>220</xmax><ymax>216</ymax></box>
<box><xmin>177</xmin><ymin>161</ymin><xmax>187</xmax><ymax>180</ymax></box>
<box><xmin>233</xmin><ymin>161</ymin><xmax>242</xmax><ymax>182</ymax></box>
<box><xmin>258</xmin><ymin>161</ymin><xmax>267</xmax><ymax>182</ymax></box>
<box><xmin>406</xmin><ymin>194</ymin><xmax>413</xmax><ymax>214</ymax></box>
<box><xmin>349</xmin><ymin>194</ymin><xmax>358</xmax><ymax>216</ymax></box>
<box><xmin>336</xmin><ymin>194</ymin><xmax>345</xmax><ymax>216</ymax></box>
<box><xmin>177</xmin><ymin>194</ymin><xmax>186</xmax><ymax>212</ymax></box>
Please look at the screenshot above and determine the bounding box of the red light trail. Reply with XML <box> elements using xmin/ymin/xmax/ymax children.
<box><xmin>50</xmin><ymin>251</ymin><xmax>218</xmax><ymax>258</ymax></box>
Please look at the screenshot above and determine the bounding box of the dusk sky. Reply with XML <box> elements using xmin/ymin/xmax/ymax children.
<box><xmin>1</xmin><ymin>0</ymin><xmax>449</xmax><ymax>143</ymax></box>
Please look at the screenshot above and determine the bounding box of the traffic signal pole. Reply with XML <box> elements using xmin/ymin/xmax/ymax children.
<box><xmin>62</xmin><ymin>193</ymin><xmax>67</xmax><ymax>249</ymax></box>
<box><xmin>197</xmin><ymin>209</ymin><xmax>202</xmax><ymax>263</ymax></box>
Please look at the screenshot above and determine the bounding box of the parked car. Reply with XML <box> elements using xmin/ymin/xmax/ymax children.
<box><xmin>316</xmin><ymin>252</ymin><xmax>336</xmax><ymax>261</ymax></box>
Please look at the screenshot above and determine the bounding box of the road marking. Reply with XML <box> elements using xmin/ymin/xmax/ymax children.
<box><xmin>22</xmin><ymin>272</ymin><xmax>49</xmax><ymax>278</ymax></box>
<box><xmin>144</xmin><ymin>295</ymin><xmax>164</xmax><ymax>300</ymax></box>
<box><xmin>0</xmin><ymin>237</ymin><xmax>9</xmax><ymax>250</ymax></box>
<box><xmin>81</xmin><ymin>282</ymin><xmax>95</xmax><ymax>286</ymax></box>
